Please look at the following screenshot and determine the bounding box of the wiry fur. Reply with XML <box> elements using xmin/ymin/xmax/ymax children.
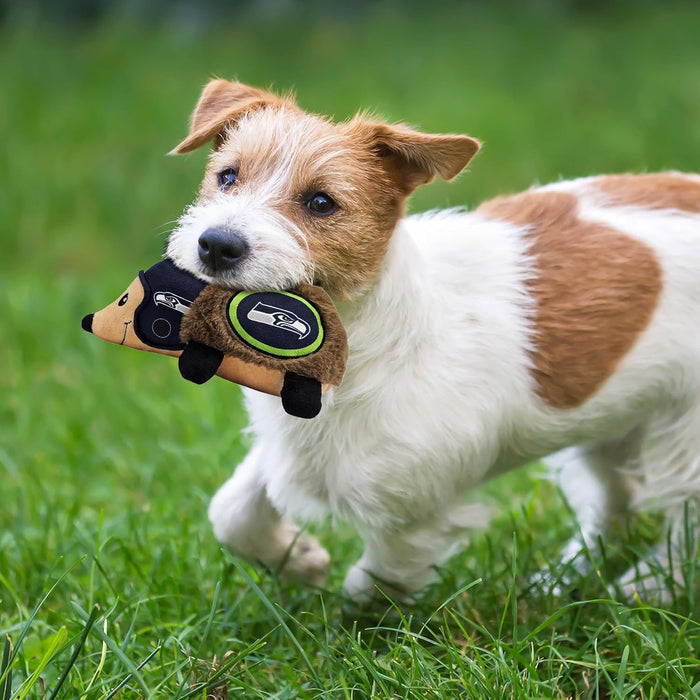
<box><xmin>168</xmin><ymin>80</ymin><xmax>700</xmax><ymax>602</ymax></box>
<box><xmin>168</xmin><ymin>187</ymin><xmax>314</xmax><ymax>291</ymax></box>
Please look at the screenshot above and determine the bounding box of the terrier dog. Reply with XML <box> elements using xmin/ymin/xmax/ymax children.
<box><xmin>167</xmin><ymin>79</ymin><xmax>700</xmax><ymax>602</ymax></box>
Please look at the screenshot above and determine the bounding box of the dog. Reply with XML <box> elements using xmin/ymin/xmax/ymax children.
<box><xmin>166</xmin><ymin>79</ymin><xmax>700</xmax><ymax>602</ymax></box>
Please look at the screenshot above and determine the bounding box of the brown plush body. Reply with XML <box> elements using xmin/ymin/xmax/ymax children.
<box><xmin>182</xmin><ymin>283</ymin><xmax>347</xmax><ymax>392</ymax></box>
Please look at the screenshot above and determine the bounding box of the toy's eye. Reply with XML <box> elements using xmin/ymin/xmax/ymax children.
<box><xmin>218</xmin><ymin>168</ymin><xmax>238</xmax><ymax>191</ymax></box>
<box><xmin>118</xmin><ymin>293</ymin><xmax>129</xmax><ymax>306</ymax></box>
<box><xmin>305</xmin><ymin>192</ymin><xmax>337</xmax><ymax>217</ymax></box>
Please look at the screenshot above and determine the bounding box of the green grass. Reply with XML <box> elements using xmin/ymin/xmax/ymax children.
<box><xmin>3</xmin><ymin>2</ymin><xmax>700</xmax><ymax>696</ymax></box>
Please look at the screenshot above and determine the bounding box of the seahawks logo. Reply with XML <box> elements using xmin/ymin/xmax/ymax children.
<box><xmin>153</xmin><ymin>291</ymin><xmax>193</xmax><ymax>315</ymax></box>
<box><xmin>229</xmin><ymin>291</ymin><xmax>324</xmax><ymax>358</ymax></box>
<box><xmin>246</xmin><ymin>302</ymin><xmax>311</xmax><ymax>339</ymax></box>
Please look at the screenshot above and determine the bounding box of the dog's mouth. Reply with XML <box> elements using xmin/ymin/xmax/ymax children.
<box><xmin>193</xmin><ymin>265</ymin><xmax>245</xmax><ymax>291</ymax></box>
<box><xmin>193</xmin><ymin>260</ymin><xmax>313</xmax><ymax>293</ymax></box>
<box><xmin>195</xmin><ymin>262</ymin><xmax>237</xmax><ymax>287</ymax></box>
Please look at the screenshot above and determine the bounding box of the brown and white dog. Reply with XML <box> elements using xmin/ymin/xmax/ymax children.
<box><xmin>167</xmin><ymin>79</ymin><xmax>700</xmax><ymax>602</ymax></box>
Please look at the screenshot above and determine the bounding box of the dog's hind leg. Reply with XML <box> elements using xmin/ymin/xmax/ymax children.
<box><xmin>618</xmin><ymin>397</ymin><xmax>700</xmax><ymax>601</ymax></box>
<box><xmin>208</xmin><ymin>443</ymin><xmax>330</xmax><ymax>586</ymax></box>
<box><xmin>530</xmin><ymin>432</ymin><xmax>641</xmax><ymax>594</ymax></box>
<box><xmin>554</xmin><ymin>433</ymin><xmax>640</xmax><ymax>563</ymax></box>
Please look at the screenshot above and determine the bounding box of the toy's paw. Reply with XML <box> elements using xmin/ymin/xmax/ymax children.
<box><xmin>179</xmin><ymin>341</ymin><xmax>223</xmax><ymax>384</ymax></box>
<box><xmin>280</xmin><ymin>533</ymin><xmax>330</xmax><ymax>587</ymax></box>
<box><xmin>281</xmin><ymin>373</ymin><xmax>322</xmax><ymax>419</ymax></box>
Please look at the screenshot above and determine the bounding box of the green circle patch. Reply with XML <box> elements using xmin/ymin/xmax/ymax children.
<box><xmin>228</xmin><ymin>291</ymin><xmax>324</xmax><ymax>358</ymax></box>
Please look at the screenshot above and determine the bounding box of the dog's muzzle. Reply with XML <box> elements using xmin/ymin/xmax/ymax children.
<box><xmin>198</xmin><ymin>228</ymin><xmax>248</xmax><ymax>273</ymax></box>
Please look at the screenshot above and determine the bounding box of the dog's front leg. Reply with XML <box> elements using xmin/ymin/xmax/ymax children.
<box><xmin>208</xmin><ymin>443</ymin><xmax>330</xmax><ymax>586</ymax></box>
<box><xmin>343</xmin><ymin>503</ymin><xmax>489</xmax><ymax>604</ymax></box>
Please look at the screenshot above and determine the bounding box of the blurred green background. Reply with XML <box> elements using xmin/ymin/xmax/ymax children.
<box><xmin>2</xmin><ymin>1</ymin><xmax>700</xmax><ymax>696</ymax></box>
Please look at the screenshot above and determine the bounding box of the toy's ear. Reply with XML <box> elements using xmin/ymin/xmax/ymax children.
<box><xmin>170</xmin><ymin>79</ymin><xmax>291</xmax><ymax>155</ymax></box>
<box><xmin>352</xmin><ymin>118</ymin><xmax>481</xmax><ymax>195</ymax></box>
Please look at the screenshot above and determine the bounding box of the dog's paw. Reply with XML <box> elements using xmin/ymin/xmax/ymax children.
<box><xmin>343</xmin><ymin>564</ymin><xmax>377</xmax><ymax>604</ymax></box>
<box><xmin>526</xmin><ymin>537</ymin><xmax>595</xmax><ymax>597</ymax></box>
<box><xmin>526</xmin><ymin>567</ymin><xmax>567</xmax><ymax>597</ymax></box>
<box><xmin>342</xmin><ymin>564</ymin><xmax>415</xmax><ymax>606</ymax></box>
<box><xmin>617</xmin><ymin>562</ymin><xmax>674</xmax><ymax>604</ymax></box>
<box><xmin>278</xmin><ymin>533</ymin><xmax>330</xmax><ymax>587</ymax></box>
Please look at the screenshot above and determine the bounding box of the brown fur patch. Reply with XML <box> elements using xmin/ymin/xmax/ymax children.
<box><xmin>351</xmin><ymin>118</ymin><xmax>481</xmax><ymax>194</ymax></box>
<box><xmin>478</xmin><ymin>190</ymin><xmax>663</xmax><ymax>408</ymax></box>
<box><xmin>592</xmin><ymin>173</ymin><xmax>700</xmax><ymax>213</ymax></box>
<box><xmin>170</xmin><ymin>80</ymin><xmax>293</xmax><ymax>155</ymax></box>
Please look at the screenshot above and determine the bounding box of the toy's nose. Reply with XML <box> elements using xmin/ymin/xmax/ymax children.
<box><xmin>198</xmin><ymin>228</ymin><xmax>248</xmax><ymax>272</ymax></box>
<box><xmin>82</xmin><ymin>313</ymin><xmax>94</xmax><ymax>333</ymax></box>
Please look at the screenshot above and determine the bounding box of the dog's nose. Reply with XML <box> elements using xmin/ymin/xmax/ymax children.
<box><xmin>81</xmin><ymin>313</ymin><xmax>94</xmax><ymax>333</ymax></box>
<box><xmin>198</xmin><ymin>228</ymin><xmax>248</xmax><ymax>272</ymax></box>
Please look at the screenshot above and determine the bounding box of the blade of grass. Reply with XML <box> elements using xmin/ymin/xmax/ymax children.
<box><xmin>197</xmin><ymin>579</ymin><xmax>221</xmax><ymax>654</ymax></box>
<box><xmin>48</xmin><ymin>603</ymin><xmax>100</xmax><ymax>700</ymax></box>
<box><xmin>230</xmin><ymin>559</ymin><xmax>321</xmax><ymax>688</ymax></box>
<box><xmin>14</xmin><ymin>626</ymin><xmax>68</xmax><ymax>700</ymax></box>
<box><xmin>103</xmin><ymin>642</ymin><xmax>161</xmax><ymax>700</ymax></box>
<box><xmin>0</xmin><ymin>557</ymin><xmax>84</xmax><ymax>689</ymax></box>
<box><xmin>615</xmin><ymin>644</ymin><xmax>630</xmax><ymax>697</ymax></box>
<box><xmin>88</xmin><ymin>510</ymin><xmax>105</xmax><ymax>611</ymax></box>
<box><xmin>79</xmin><ymin>618</ymin><xmax>108</xmax><ymax>700</ymax></box>
<box><xmin>1</xmin><ymin>636</ymin><xmax>12</xmax><ymax>700</ymax></box>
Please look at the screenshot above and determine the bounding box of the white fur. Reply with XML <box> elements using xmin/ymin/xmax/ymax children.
<box><xmin>173</xmin><ymin>171</ymin><xmax>700</xmax><ymax>601</ymax></box>
<box><xmin>168</xmin><ymin>192</ymin><xmax>313</xmax><ymax>290</ymax></box>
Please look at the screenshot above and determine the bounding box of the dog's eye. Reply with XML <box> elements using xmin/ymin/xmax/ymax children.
<box><xmin>118</xmin><ymin>293</ymin><xmax>129</xmax><ymax>306</ymax></box>
<box><xmin>218</xmin><ymin>168</ymin><xmax>238</xmax><ymax>191</ymax></box>
<box><xmin>305</xmin><ymin>192</ymin><xmax>337</xmax><ymax>217</ymax></box>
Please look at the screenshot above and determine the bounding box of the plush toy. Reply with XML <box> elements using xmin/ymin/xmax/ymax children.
<box><xmin>81</xmin><ymin>259</ymin><xmax>348</xmax><ymax>418</ymax></box>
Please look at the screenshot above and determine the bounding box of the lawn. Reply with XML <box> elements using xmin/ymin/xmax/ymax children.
<box><xmin>2</xmin><ymin>2</ymin><xmax>700</xmax><ymax>697</ymax></box>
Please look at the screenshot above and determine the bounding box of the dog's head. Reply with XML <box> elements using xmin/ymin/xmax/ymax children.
<box><xmin>166</xmin><ymin>79</ymin><xmax>480</xmax><ymax>298</ymax></box>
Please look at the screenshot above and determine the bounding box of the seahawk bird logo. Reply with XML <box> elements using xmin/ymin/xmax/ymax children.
<box><xmin>247</xmin><ymin>302</ymin><xmax>311</xmax><ymax>339</ymax></box>
<box><xmin>153</xmin><ymin>291</ymin><xmax>193</xmax><ymax>315</ymax></box>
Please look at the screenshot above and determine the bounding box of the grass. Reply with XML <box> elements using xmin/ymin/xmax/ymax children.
<box><xmin>2</xmin><ymin>1</ymin><xmax>700</xmax><ymax>696</ymax></box>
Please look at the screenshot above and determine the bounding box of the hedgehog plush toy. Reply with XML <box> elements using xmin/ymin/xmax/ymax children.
<box><xmin>82</xmin><ymin>259</ymin><xmax>348</xmax><ymax>418</ymax></box>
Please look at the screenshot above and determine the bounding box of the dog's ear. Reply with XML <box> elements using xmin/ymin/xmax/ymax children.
<box><xmin>356</xmin><ymin>120</ymin><xmax>481</xmax><ymax>194</ymax></box>
<box><xmin>170</xmin><ymin>79</ymin><xmax>289</xmax><ymax>155</ymax></box>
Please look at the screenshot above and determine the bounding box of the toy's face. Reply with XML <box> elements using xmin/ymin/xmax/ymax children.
<box><xmin>83</xmin><ymin>259</ymin><xmax>208</xmax><ymax>353</ymax></box>
<box><xmin>88</xmin><ymin>276</ymin><xmax>153</xmax><ymax>351</ymax></box>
